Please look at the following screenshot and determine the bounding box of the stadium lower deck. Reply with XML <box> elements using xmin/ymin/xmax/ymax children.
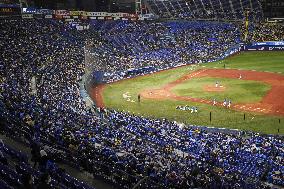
<box><xmin>0</xmin><ymin>17</ymin><xmax>283</xmax><ymax>189</ymax></box>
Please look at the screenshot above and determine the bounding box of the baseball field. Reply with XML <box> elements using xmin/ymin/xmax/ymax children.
<box><xmin>90</xmin><ymin>51</ymin><xmax>284</xmax><ymax>134</ymax></box>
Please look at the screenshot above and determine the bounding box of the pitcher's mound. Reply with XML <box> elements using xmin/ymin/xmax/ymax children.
<box><xmin>204</xmin><ymin>85</ymin><xmax>226</xmax><ymax>92</ymax></box>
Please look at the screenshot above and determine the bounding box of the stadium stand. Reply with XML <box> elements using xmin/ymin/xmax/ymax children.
<box><xmin>0</xmin><ymin>138</ymin><xmax>94</xmax><ymax>189</ymax></box>
<box><xmin>87</xmin><ymin>20</ymin><xmax>241</xmax><ymax>82</ymax></box>
<box><xmin>247</xmin><ymin>23</ymin><xmax>284</xmax><ymax>42</ymax></box>
<box><xmin>0</xmin><ymin>17</ymin><xmax>284</xmax><ymax>188</ymax></box>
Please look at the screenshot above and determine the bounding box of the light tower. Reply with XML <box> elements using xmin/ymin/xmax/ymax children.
<box><xmin>135</xmin><ymin>0</ymin><xmax>142</xmax><ymax>14</ymax></box>
<box><xmin>244</xmin><ymin>8</ymin><xmax>250</xmax><ymax>42</ymax></box>
<box><xmin>135</xmin><ymin>0</ymin><xmax>148</xmax><ymax>15</ymax></box>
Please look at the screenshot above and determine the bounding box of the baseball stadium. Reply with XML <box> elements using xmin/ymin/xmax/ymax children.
<box><xmin>0</xmin><ymin>0</ymin><xmax>284</xmax><ymax>189</ymax></box>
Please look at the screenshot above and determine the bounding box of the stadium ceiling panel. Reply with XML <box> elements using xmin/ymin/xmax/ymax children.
<box><xmin>145</xmin><ymin>0</ymin><xmax>263</xmax><ymax>20</ymax></box>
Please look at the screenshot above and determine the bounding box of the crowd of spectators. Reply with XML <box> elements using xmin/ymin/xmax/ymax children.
<box><xmin>247</xmin><ymin>23</ymin><xmax>284</xmax><ymax>42</ymax></box>
<box><xmin>87</xmin><ymin>20</ymin><xmax>241</xmax><ymax>81</ymax></box>
<box><xmin>0</xmin><ymin>18</ymin><xmax>283</xmax><ymax>188</ymax></box>
<box><xmin>0</xmin><ymin>138</ymin><xmax>94</xmax><ymax>189</ymax></box>
<box><xmin>87</xmin><ymin>20</ymin><xmax>284</xmax><ymax>82</ymax></box>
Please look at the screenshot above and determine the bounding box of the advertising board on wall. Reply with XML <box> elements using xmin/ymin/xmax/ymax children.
<box><xmin>22</xmin><ymin>14</ymin><xmax>33</xmax><ymax>19</ymax></box>
<box><xmin>19</xmin><ymin>7</ymin><xmax>155</xmax><ymax>21</ymax></box>
<box><xmin>45</xmin><ymin>15</ymin><xmax>52</xmax><ymax>19</ymax></box>
<box><xmin>243</xmin><ymin>41</ymin><xmax>284</xmax><ymax>51</ymax></box>
<box><xmin>55</xmin><ymin>10</ymin><xmax>69</xmax><ymax>16</ymax></box>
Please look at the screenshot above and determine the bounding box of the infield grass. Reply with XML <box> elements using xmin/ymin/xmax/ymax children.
<box><xmin>102</xmin><ymin>51</ymin><xmax>284</xmax><ymax>134</ymax></box>
<box><xmin>171</xmin><ymin>77</ymin><xmax>271</xmax><ymax>103</ymax></box>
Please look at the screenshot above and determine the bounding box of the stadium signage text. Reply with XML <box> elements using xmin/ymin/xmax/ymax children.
<box><xmin>21</xmin><ymin>8</ymin><xmax>155</xmax><ymax>21</ymax></box>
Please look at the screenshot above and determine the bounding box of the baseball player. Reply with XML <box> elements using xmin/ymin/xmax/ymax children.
<box><xmin>213</xmin><ymin>98</ymin><xmax>217</xmax><ymax>106</ymax></box>
<box><xmin>191</xmin><ymin>106</ymin><xmax>198</xmax><ymax>113</ymax></box>
<box><xmin>215</xmin><ymin>81</ymin><xmax>219</xmax><ymax>88</ymax></box>
<box><xmin>138</xmin><ymin>94</ymin><xmax>141</xmax><ymax>102</ymax></box>
<box><xmin>191</xmin><ymin>107</ymin><xmax>197</xmax><ymax>113</ymax></box>
<box><xmin>185</xmin><ymin>105</ymin><xmax>190</xmax><ymax>111</ymax></box>
<box><xmin>227</xmin><ymin>100</ymin><xmax>231</xmax><ymax>108</ymax></box>
<box><xmin>223</xmin><ymin>99</ymin><xmax>227</xmax><ymax>107</ymax></box>
<box><xmin>239</xmin><ymin>74</ymin><xmax>242</xmax><ymax>79</ymax></box>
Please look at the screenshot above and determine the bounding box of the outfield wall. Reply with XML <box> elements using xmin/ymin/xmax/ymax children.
<box><xmin>220</xmin><ymin>41</ymin><xmax>284</xmax><ymax>60</ymax></box>
<box><xmin>243</xmin><ymin>41</ymin><xmax>284</xmax><ymax>51</ymax></box>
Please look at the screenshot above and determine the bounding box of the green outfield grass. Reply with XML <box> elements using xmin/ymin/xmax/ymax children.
<box><xmin>171</xmin><ymin>77</ymin><xmax>271</xmax><ymax>103</ymax></box>
<box><xmin>102</xmin><ymin>51</ymin><xmax>284</xmax><ymax>134</ymax></box>
<box><xmin>203</xmin><ymin>51</ymin><xmax>284</xmax><ymax>73</ymax></box>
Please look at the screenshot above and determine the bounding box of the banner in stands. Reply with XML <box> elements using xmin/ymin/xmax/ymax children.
<box><xmin>138</xmin><ymin>13</ymin><xmax>156</xmax><ymax>20</ymax></box>
<box><xmin>0</xmin><ymin>0</ymin><xmax>20</xmax><ymax>15</ymax></box>
<box><xmin>22</xmin><ymin>7</ymin><xmax>36</xmax><ymax>13</ymax></box>
<box><xmin>0</xmin><ymin>5</ymin><xmax>20</xmax><ymax>15</ymax></box>
<box><xmin>22</xmin><ymin>14</ymin><xmax>33</xmax><ymax>19</ymax></box>
<box><xmin>86</xmin><ymin>12</ymin><xmax>107</xmax><ymax>17</ymax></box>
<box><xmin>76</xmin><ymin>25</ymin><xmax>89</xmax><ymax>31</ymax></box>
<box><xmin>55</xmin><ymin>10</ymin><xmax>69</xmax><ymax>16</ymax></box>
<box><xmin>19</xmin><ymin>7</ymin><xmax>150</xmax><ymax>20</ymax></box>
<box><xmin>84</xmin><ymin>11</ymin><xmax>138</xmax><ymax>20</ymax></box>
<box><xmin>37</xmin><ymin>9</ymin><xmax>54</xmax><ymax>15</ymax></box>
<box><xmin>22</xmin><ymin>8</ymin><xmax>54</xmax><ymax>15</ymax></box>
<box><xmin>70</xmin><ymin>11</ymin><xmax>86</xmax><ymax>16</ymax></box>
<box><xmin>45</xmin><ymin>15</ymin><xmax>52</xmax><ymax>19</ymax></box>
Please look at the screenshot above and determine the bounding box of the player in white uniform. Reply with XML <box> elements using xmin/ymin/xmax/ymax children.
<box><xmin>223</xmin><ymin>99</ymin><xmax>227</xmax><ymax>107</ymax></box>
<box><xmin>227</xmin><ymin>100</ymin><xmax>231</xmax><ymax>108</ymax></box>
<box><xmin>215</xmin><ymin>81</ymin><xmax>219</xmax><ymax>88</ymax></box>
<box><xmin>190</xmin><ymin>106</ymin><xmax>198</xmax><ymax>113</ymax></box>
<box><xmin>213</xmin><ymin>98</ymin><xmax>217</xmax><ymax>106</ymax></box>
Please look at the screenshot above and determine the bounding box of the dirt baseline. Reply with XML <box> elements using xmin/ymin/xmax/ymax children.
<box><xmin>140</xmin><ymin>69</ymin><xmax>284</xmax><ymax>116</ymax></box>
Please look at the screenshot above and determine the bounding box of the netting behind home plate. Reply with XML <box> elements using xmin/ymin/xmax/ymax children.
<box><xmin>84</xmin><ymin>39</ymin><xmax>110</xmax><ymax>83</ymax></box>
<box><xmin>84</xmin><ymin>39</ymin><xmax>94</xmax><ymax>76</ymax></box>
